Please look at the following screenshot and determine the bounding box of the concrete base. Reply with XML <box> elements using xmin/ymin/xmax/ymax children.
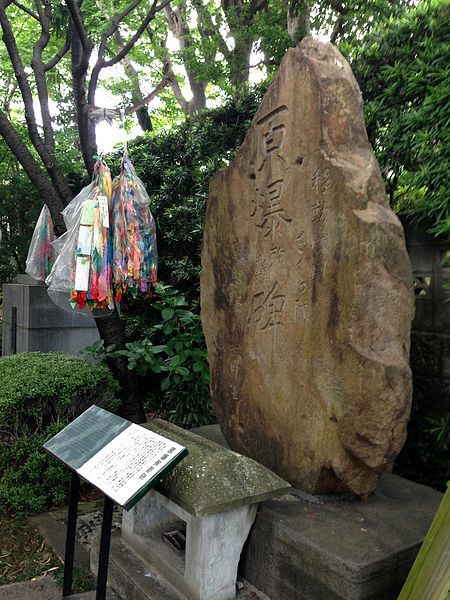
<box><xmin>91</xmin><ymin>532</ymin><xmax>269</xmax><ymax>600</ymax></box>
<box><xmin>1</xmin><ymin>277</ymin><xmax>99</xmax><ymax>356</ymax></box>
<box><xmin>239</xmin><ymin>474</ymin><xmax>442</xmax><ymax>600</ymax></box>
<box><xmin>122</xmin><ymin>489</ymin><xmax>258</xmax><ymax>600</ymax></box>
<box><xmin>190</xmin><ymin>424</ymin><xmax>443</xmax><ymax>600</ymax></box>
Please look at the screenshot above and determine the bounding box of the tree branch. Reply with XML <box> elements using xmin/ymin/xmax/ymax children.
<box><xmin>64</xmin><ymin>0</ymin><xmax>90</xmax><ymax>51</ymax></box>
<box><xmin>87</xmin><ymin>0</ymin><xmax>171</xmax><ymax>105</ymax></box>
<box><xmin>0</xmin><ymin>110</ymin><xmax>66</xmax><ymax>234</ymax></box>
<box><xmin>12</xmin><ymin>0</ymin><xmax>39</xmax><ymax>20</ymax></box>
<box><xmin>44</xmin><ymin>23</ymin><xmax>72</xmax><ymax>71</ymax></box>
<box><xmin>104</xmin><ymin>0</ymin><xmax>171</xmax><ymax>67</ymax></box>
<box><xmin>0</xmin><ymin>2</ymin><xmax>72</xmax><ymax>205</ymax></box>
<box><xmin>124</xmin><ymin>77</ymin><xmax>169</xmax><ymax>115</ymax></box>
<box><xmin>114</xmin><ymin>28</ymin><xmax>153</xmax><ymax>131</ymax></box>
<box><xmin>87</xmin><ymin>76</ymin><xmax>170</xmax><ymax>122</ymax></box>
<box><xmin>88</xmin><ymin>0</ymin><xmax>143</xmax><ymax>105</ymax></box>
<box><xmin>191</xmin><ymin>0</ymin><xmax>230</xmax><ymax>60</ymax></box>
<box><xmin>103</xmin><ymin>0</ymin><xmax>144</xmax><ymax>39</ymax></box>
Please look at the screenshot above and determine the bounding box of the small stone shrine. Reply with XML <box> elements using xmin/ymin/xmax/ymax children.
<box><xmin>100</xmin><ymin>420</ymin><xmax>289</xmax><ymax>600</ymax></box>
<box><xmin>201</xmin><ymin>37</ymin><xmax>415</xmax><ymax>498</ymax></box>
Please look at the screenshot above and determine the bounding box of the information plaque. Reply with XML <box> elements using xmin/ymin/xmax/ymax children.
<box><xmin>44</xmin><ymin>405</ymin><xmax>188</xmax><ymax>511</ymax></box>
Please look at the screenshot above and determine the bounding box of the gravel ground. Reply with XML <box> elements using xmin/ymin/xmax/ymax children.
<box><xmin>53</xmin><ymin>503</ymin><xmax>123</xmax><ymax>553</ymax></box>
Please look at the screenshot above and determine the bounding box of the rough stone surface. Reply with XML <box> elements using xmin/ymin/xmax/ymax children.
<box><xmin>200</xmin><ymin>37</ymin><xmax>415</xmax><ymax>497</ymax></box>
<box><xmin>144</xmin><ymin>419</ymin><xmax>290</xmax><ymax>515</ymax></box>
<box><xmin>239</xmin><ymin>473</ymin><xmax>442</xmax><ymax>600</ymax></box>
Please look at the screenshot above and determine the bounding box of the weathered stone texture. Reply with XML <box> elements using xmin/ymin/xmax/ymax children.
<box><xmin>200</xmin><ymin>37</ymin><xmax>415</xmax><ymax>497</ymax></box>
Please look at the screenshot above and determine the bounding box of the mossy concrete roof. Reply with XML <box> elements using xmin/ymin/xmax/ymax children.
<box><xmin>145</xmin><ymin>419</ymin><xmax>291</xmax><ymax>516</ymax></box>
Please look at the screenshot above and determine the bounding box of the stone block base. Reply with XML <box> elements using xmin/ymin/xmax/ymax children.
<box><xmin>240</xmin><ymin>473</ymin><xmax>442</xmax><ymax>600</ymax></box>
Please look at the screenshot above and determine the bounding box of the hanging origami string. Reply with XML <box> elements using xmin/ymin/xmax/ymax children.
<box><xmin>111</xmin><ymin>153</ymin><xmax>158</xmax><ymax>302</ymax></box>
<box><xmin>25</xmin><ymin>204</ymin><xmax>56</xmax><ymax>281</ymax></box>
<box><xmin>71</xmin><ymin>159</ymin><xmax>114</xmax><ymax>311</ymax></box>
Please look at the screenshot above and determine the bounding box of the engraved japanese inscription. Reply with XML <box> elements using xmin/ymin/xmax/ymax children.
<box><xmin>201</xmin><ymin>38</ymin><xmax>414</xmax><ymax>497</ymax></box>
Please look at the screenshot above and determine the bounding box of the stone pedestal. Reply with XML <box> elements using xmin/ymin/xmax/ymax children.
<box><xmin>1</xmin><ymin>275</ymin><xmax>99</xmax><ymax>356</ymax></box>
<box><xmin>122</xmin><ymin>491</ymin><xmax>258</xmax><ymax>600</ymax></box>
<box><xmin>97</xmin><ymin>419</ymin><xmax>290</xmax><ymax>600</ymax></box>
<box><xmin>193</xmin><ymin>425</ymin><xmax>443</xmax><ymax>600</ymax></box>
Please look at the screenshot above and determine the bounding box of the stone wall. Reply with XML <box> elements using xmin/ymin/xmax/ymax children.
<box><xmin>402</xmin><ymin>216</ymin><xmax>450</xmax><ymax>418</ymax></box>
<box><xmin>1</xmin><ymin>275</ymin><xmax>99</xmax><ymax>356</ymax></box>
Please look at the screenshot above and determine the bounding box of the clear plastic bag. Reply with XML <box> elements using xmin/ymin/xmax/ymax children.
<box><xmin>46</xmin><ymin>161</ymin><xmax>114</xmax><ymax>315</ymax></box>
<box><xmin>25</xmin><ymin>205</ymin><xmax>56</xmax><ymax>281</ymax></box>
<box><xmin>111</xmin><ymin>154</ymin><xmax>158</xmax><ymax>301</ymax></box>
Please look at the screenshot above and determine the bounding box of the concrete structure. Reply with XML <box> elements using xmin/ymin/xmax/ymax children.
<box><xmin>198</xmin><ymin>425</ymin><xmax>443</xmax><ymax>600</ymax></box>
<box><xmin>102</xmin><ymin>419</ymin><xmax>290</xmax><ymax>600</ymax></box>
<box><xmin>1</xmin><ymin>275</ymin><xmax>99</xmax><ymax>356</ymax></box>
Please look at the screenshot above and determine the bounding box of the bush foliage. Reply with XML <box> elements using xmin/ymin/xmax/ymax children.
<box><xmin>346</xmin><ymin>0</ymin><xmax>450</xmax><ymax>234</ymax></box>
<box><xmin>0</xmin><ymin>353</ymin><xmax>119</xmax><ymax>513</ymax></box>
<box><xmin>86</xmin><ymin>285</ymin><xmax>214</xmax><ymax>427</ymax></box>
<box><xmin>115</xmin><ymin>86</ymin><xmax>267</xmax><ymax>297</ymax></box>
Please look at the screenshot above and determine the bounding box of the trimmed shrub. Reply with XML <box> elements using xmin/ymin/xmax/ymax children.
<box><xmin>0</xmin><ymin>352</ymin><xmax>119</xmax><ymax>513</ymax></box>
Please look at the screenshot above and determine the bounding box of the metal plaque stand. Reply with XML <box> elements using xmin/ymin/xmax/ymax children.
<box><xmin>62</xmin><ymin>471</ymin><xmax>114</xmax><ymax>600</ymax></box>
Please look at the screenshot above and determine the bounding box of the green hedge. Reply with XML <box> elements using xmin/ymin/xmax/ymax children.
<box><xmin>0</xmin><ymin>352</ymin><xmax>119</xmax><ymax>513</ymax></box>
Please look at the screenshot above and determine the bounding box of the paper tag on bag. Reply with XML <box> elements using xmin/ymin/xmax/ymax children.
<box><xmin>76</xmin><ymin>225</ymin><xmax>93</xmax><ymax>256</ymax></box>
<box><xmin>98</xmin><ymin>195</ymin><xmax>109</xmax><ymax>228</ymax></box>
<box><xmin>74</xmin><ymin>256</ymin><xmax>90</xmax><ymax>291</ymax></box>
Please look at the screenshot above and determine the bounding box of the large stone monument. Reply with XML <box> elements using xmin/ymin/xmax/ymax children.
<box><xmin>201</xmin><ymin>37</ymin><xmax>415</xmax><ymax>498</ymax></box>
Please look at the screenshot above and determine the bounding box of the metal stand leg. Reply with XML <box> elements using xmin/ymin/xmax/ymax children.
<box><xmin>62</xmin><ymin>472</ymin><xmax>80</xmax><ymax>599</ymax></box>
<box><xmin>95</xmin><ymin>497</ymin><xmax>114</xmax><ymax>600</ymax></box>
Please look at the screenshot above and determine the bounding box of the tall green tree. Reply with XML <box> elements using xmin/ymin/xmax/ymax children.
<box><xmin>0</xmin><ymin>0</ymin><xmax>176</xmax><ymax>422</ymax></box>
<box><xmin>345</xmin><ymin>0</ymin><xmax>450</xmax><ymax>234</ymax></box>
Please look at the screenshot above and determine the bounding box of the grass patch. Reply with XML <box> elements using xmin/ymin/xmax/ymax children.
<box><xmin>0</xmin><ymin>512</ymin><xmax>60</xmax><ymax>585</ymax></box>
<box><xmin>0</xmin><ymin>512</ymin><xmax>96</xmax><ymax>593</ymax></box>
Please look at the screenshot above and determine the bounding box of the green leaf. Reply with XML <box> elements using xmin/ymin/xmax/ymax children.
<box><xmin>161</xmin><ymin>377</ymin><xmax>171</xmax><ymax>391</ymax></box>
<box><xmin>162</xmin><ymin>308</ymin><xmax>175</xmax><ymax>321</ymax></box>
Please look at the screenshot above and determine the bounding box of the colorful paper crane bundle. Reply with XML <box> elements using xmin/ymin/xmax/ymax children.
<box><xmin>70</xmin><ymin>160</ymin><xmax>114</xmax><ymax>311</ymax></box>
<box><xmin>42</xmin><ymin>155</ymin><xmax>158</xmax><ymax>314</ymax></box>
<box><xmin>25</xmin><ymin>204</ymin><xmax>56</xmax><ymax>281</ymax></box>
<box><xmin>111</xmin><ymin>156</ymin><xmax>158</xmax><ymax>302</ymax></box>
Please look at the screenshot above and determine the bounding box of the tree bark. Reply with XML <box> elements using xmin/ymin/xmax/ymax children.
<box><xmin>94</xmin><ymin>309</ymin><xmax>146</xmax><ymax>423</ymax></box>
<box><xmin>287</xmin><ymin>0</ymin><xmax>310</xmax><ymax>45</ymax></box>
<box><xmin>114</xmin><ymin>30</ymin><xmax>153</xmax><ymax>132</ymax></box>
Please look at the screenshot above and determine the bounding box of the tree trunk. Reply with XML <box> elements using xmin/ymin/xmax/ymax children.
<box><xmin>229</xmin><ymin>39</ymin><xmax>252</xmax><ymax>88</ymax></box>
<box><xmin>94</xmin><ymin>309</ymin><xmax>147</xmax><ymax>423</ymax></box>
<box><xmin>288</xmin><ymin>0</ymin><xmax>310</xmax><ymax>45</ymax></box>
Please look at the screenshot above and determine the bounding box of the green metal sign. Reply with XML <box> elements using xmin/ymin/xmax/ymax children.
<box><xmin>44</xmin><ymin>405</ymin><xmax>188</xmax><ymax>510</ymax></box>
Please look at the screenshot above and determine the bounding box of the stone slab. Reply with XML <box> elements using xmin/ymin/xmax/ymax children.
<box><xmin>200</xmin><ymin>37</ymin><xmax>415</xmax><ymax>498</ymax></box>
<box><xmin>239</xmin><ymin>473</ymin><xmax>443</xmax><ymax>600</ymax></box>
<box><xmin>144</xmin><ymin>419</ymin><xmax>290</xmax><ymax>515</ymax></box>
<box><xmin>0</xmin><ymin>577</ymin><xmax>60</xmax><ymax>600</ymax></box>
<box><xmin>1</xmin><ymin>282</ymin><xmax>99</xmax><ymax>356</ymax></box>
<box><xmin>29</xmin><ymin>513</ymin><xmax>90</xmax><ymax>570</ymax></box>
